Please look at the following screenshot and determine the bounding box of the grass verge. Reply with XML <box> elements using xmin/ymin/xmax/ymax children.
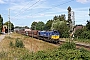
<box><xmin>0</xmin><ymin>32</ymin><xmax>58</xmax><ymax>59</ymax></box>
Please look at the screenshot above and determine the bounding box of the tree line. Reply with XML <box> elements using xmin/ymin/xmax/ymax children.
<box><xmin>1</xmin><ymin>13</ymin><xmax>90</xmax><ymax>39</ymax></box>
<box><xmin>31</xmin><ymin>15</ymin><xmax>90</xmax><ymax>39</ymax></box>
<box><xmin>31</xmin><ymin>14</ymin><xmax>69</xmax><ymax>38</ymax></box>
<box><xmin>0</xmin><ymin>14</ymin><xmax>3</xmax><ymax>33</ymax></box>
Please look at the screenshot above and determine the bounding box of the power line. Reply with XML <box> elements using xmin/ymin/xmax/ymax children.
<box><xmin>12</xmin><ymin>0</ymin><xmax>33</xmax><ymax>15</ymax></box>
<box><xmin>14</xmin><ymin>0</ymin><xmax>74</xmax><ymax>18</ymax></box>
<box><xmin>13</xmin><ymin>0</ymin><xmax>41</xmax><ymax>18</ymax></box>
<box><xmin>12</xmin><ymin>0</ymin><xmax>74</xmax><ymax>22</ymax></box>
<box><xmin>35</xmin><ymin>0</ymin><xmax>74</xmax><ymax>14</ymax></box>
<box><xmin>23</xmin><ymin>0</ymin><xmax>74</xmax><ymax>20</ymax></box>
<box><xmin>24</xmin><ymin>0</ymin><xmax>75</xmax><ymax>19</ymax></box>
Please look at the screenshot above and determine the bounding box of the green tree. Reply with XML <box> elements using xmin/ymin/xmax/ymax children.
<box><xmin>51</xmin><ymin>15</ymin><xmax>69</xmax><ymax>38</ymax></box>
<box><xmin>36</xmin><ymin>21</ymin><xmax>45</xmax><ymax>30</ymax></box>
<box><xmin>44</xmin><ymin>20</ymin><xmax>53</xmax><ymax>30</ymax></box>
<box><xmin>14</xmin><ymin>26</ymin><xmax>22</xmax><ymax>29</ymax></box>
<box><xmin>24</xmin><ymin>26</ymin><xmax>29</xmax><ymax>29</ymax></box>
<box><xmin>0</xmin><ymin>14</ymin><xmax>3</xmax><ymax>33</ymax></box>
<box><xmin>31</xmin><ymin>21</ymin><xmax>37</xmax><ymax>30</ymax></box>
<box><xmin>74</xmin><ymin>28</ymin><xmax>90</xmax><ymax>39</ymax></box>
<box><xmin>51</xmin><ymin>20</ymin><xmax>69</xmax><ymax>38</ymax></box>
<box><xmin>4</xmin><ymin>21</ymin><xmax>14</xmax><ymax>31</ymax></box>
<box><xmin>58</xmin><ymin>15</ymin><xmax>66</xmax><ymax>21</ymax></box>
<box><xmin>53</xmin><ymin>15</ymin><xmax>58</xmax><ymax>20</ymax></box>
<box><xmin>81</xmin><ymin>31</ymin><xmax>90</xmax><ymax>39</ymax></box>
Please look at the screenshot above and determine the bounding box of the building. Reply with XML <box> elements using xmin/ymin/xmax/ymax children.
<box><xmin>74</xmin><ymin>25</ymin><xmax>83</xmax><ymax>32</ymax></box>
<box><xmin>2</xmin><ymin>25</ymin><xmax>8</xmax><ymax>33</ymax></box>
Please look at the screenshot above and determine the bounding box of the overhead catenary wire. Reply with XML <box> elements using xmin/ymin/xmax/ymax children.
<box><xmin>2</xmin><ymin>0</ymin><xmax>34</xmax><ymax>20</ymax></box>
<box><xmin>26</xmin><ymin>0</ymin><xmax>75</xmax><ymax>20</ymax></box>
<box><xmin>12</xmin><ymin>0</ymin><xmax>33</xmax><ymax>15</ymax></box>
<box><xmin>35</xmin><ymin>0</ymin><xmax>74</xmax><ymax>14</ymax></box>
<box><xmin>11</xmin><ymin>0</ymin><xmax>75</xmax><ymax>28</ymax></box>
<box><xmin>12</xmin><ymin>0</ymin><xmax>74</xmax><ymax>21</ymax></box>
<box><xmin>27</xmin><ymin>0</ymin><xmax>74</xmax><ymax>15</ymax></box>
<box><xmin>13</xmin><ymin>0</ymin><xmax>41</xmax><ymax>18</ymax></box>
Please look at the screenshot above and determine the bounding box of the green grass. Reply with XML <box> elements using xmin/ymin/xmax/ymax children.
<box><xmin>74</xmin><ymin>38</ymin><xmax>90</xmax><ymax>44</ymax></box>
<box><xmin>60</xmin><ymin>38</ymin><xmax>90</xmax><ymax>44</ymax></box>
<box><xmin>19</xmin><ymin>43</ymin><xmax>90</xmax><ymax>60</ymax></box>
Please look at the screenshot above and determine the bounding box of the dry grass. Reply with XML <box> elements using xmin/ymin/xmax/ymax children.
<box><xmin>13</xmin><ymin>33</ymin><xmax>58</xmax><ymax>52</ymax></box>
<box><xmin>0</xmin><ymin>32</ymin><xmax>58</xmax><ymax>52</ymax></box>
<box><xmin>24</xmin><ymin>38</ymin><xmax>58</xmax><ymax>52</ymax></box>
<box><xmin>0</xmin><ymin>32</ymin><xmax>59</xmax><ymax>59</ymax></box>
<box><xmin>0</xmin><ymin>36</ymin><xmax>11</xmax><ymax>52</ymax></box>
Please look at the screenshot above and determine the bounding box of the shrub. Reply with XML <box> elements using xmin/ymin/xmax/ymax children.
<box><xmin>19</xmin><ymin>46</ymin><xmax>90</xmax><ymax>60</ymax></box>
<box><xmin>15</xmin><ymin>38</ymin><xmax>24</xmax><ymax>48</ymax></box>
<box><xmin>9</xmin><ymin>41</ymin><xmax>14</xmax><ymax>47</ymax></box>
<box><xmin>0</xmin><ymin>51</ymin><xmax>7</xmax><ymax>58</ymax></box>
<box><xmin>59</xmin><ymin>42</ymin><xmax>76</xmax><ymax>50</ymax></box>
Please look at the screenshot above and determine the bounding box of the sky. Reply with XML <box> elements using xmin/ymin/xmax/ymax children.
<box><xmin>0</xmin><ymin>0</ymin><xmax>90</xmax><ymax>27</ymax></box>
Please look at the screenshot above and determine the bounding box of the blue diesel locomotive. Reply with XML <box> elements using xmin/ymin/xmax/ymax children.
<box><xmin>38</xmin><ymin>30</ymin><xmax>60</xmax><ymax>43</ymax></box>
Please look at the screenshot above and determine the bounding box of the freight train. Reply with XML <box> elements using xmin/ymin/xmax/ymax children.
<box><xmin>15</xmin><ymin>29</ymin><xmax>60</xmax><ymax>43</ymax></box>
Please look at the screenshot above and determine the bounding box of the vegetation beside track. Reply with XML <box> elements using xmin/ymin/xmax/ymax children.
<box><xmin>74</xmin><ymin>38</ymin><xmax>90</xmax><ymax>44</ymax></box>
<box><xmin>19</xmin><ymin>42</ymin><xmax>90</xmax><ymax>60</ymax></box>
<box><xmin>0</xmin><ymin>33</ymin><xmax>90</xmax><ymax>60</ymax></box>
<box><xmin>60</xmin><ymin>38</ymin><xmax>90</xmax><ymax>44</ymax></box>
<box><xmin>0</xmin><ymin>32</ymin><xmax>58</xmax><ymax>59</ymax></box>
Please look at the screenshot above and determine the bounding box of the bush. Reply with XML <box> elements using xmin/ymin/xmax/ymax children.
<box><xmin>19</xmin><ymin>45</ymin><xmax>90</xmax><ymax>60</ymax></box>
<box><xmin>9</xmin><ymin>41</ymin><xmax>14</xmax><ymax>47</ymax></box>
<box><xmin>74</xmin><ymin>28</ymin><xmax>90</xmax><ymax>39</ymax></box>
<box><xmin>59</xmin><ymin>42</ymin><xmax>76</xmax><ymax>50</ymax></box>
<box><xmin>0</xmin><ymin>51</ymin><xmax>7</xmax><ymax>58</ymax></box>
<box><xmin>15</xmin><ymin>38</ymin><xmax>24</xmax><ymax>48</ymax></box>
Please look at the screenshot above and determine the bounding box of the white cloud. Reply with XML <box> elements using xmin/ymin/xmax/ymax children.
<box><xmin>0</xmin><ymin>0</ymin><xmax>5</xmax><ymax>4</ymax></box>
<box><xmin>76</xmin><ymin>0</ymin><xmax>90</xmax><ymax>4</ymax></box>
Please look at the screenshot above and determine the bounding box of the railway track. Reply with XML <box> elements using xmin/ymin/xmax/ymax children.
<box><xmin>16</xmin><ymin>31</ymin><xmax>90</xmax><ymax>50</ymax></box>
<box><xmin>58</xmin><ymin>40</ymin><xmax>90</xmax><ymax>50</ymax></box>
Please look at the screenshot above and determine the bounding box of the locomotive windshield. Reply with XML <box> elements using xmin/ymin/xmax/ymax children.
<box><xmin>52</xmin><ymin>31</ymin><xmax>59</xmax><ymax>35</ymax></box>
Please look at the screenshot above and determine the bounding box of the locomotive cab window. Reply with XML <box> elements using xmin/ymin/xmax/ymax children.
<box><xmin>53</xmin><ymin>31</ymin><xmax>59</xmax><ymax>35</ymax></box>
<box><xmin>54</xmin><ymin>31</ymin><xmax>57</xmax><ymax>33</ymax></box>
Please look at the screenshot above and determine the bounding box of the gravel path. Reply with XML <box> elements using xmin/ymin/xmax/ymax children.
<box><xmin>0</xmin><ymin>34</ymin><xmax>6</xmax><ymax>42</ymax></box>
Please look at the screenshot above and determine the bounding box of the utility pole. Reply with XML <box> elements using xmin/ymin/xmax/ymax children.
<box><xmin>71</xmin><ymin>11</ymin><xmax>75</xmax><ymax>40</ymax></box>
<box><xmin>8</xmin><ymin>9</ymin><xmax>11</xmax><ymax>36</ymax></box>
<box><xmin>89</xmin><ymin>8</ymin><xmax>90</xmax><ymax>16</ymax></box>
<box><xmin>8</xmin><ymin>9</ymin><xmax>10</xmax><ymax>35</ymax></box>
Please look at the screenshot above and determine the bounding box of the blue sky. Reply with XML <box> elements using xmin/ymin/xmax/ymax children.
<box><xmin>0</xmin><ymin>0</ymin><xmax>90</xmax><ymax>27</ymax></box>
